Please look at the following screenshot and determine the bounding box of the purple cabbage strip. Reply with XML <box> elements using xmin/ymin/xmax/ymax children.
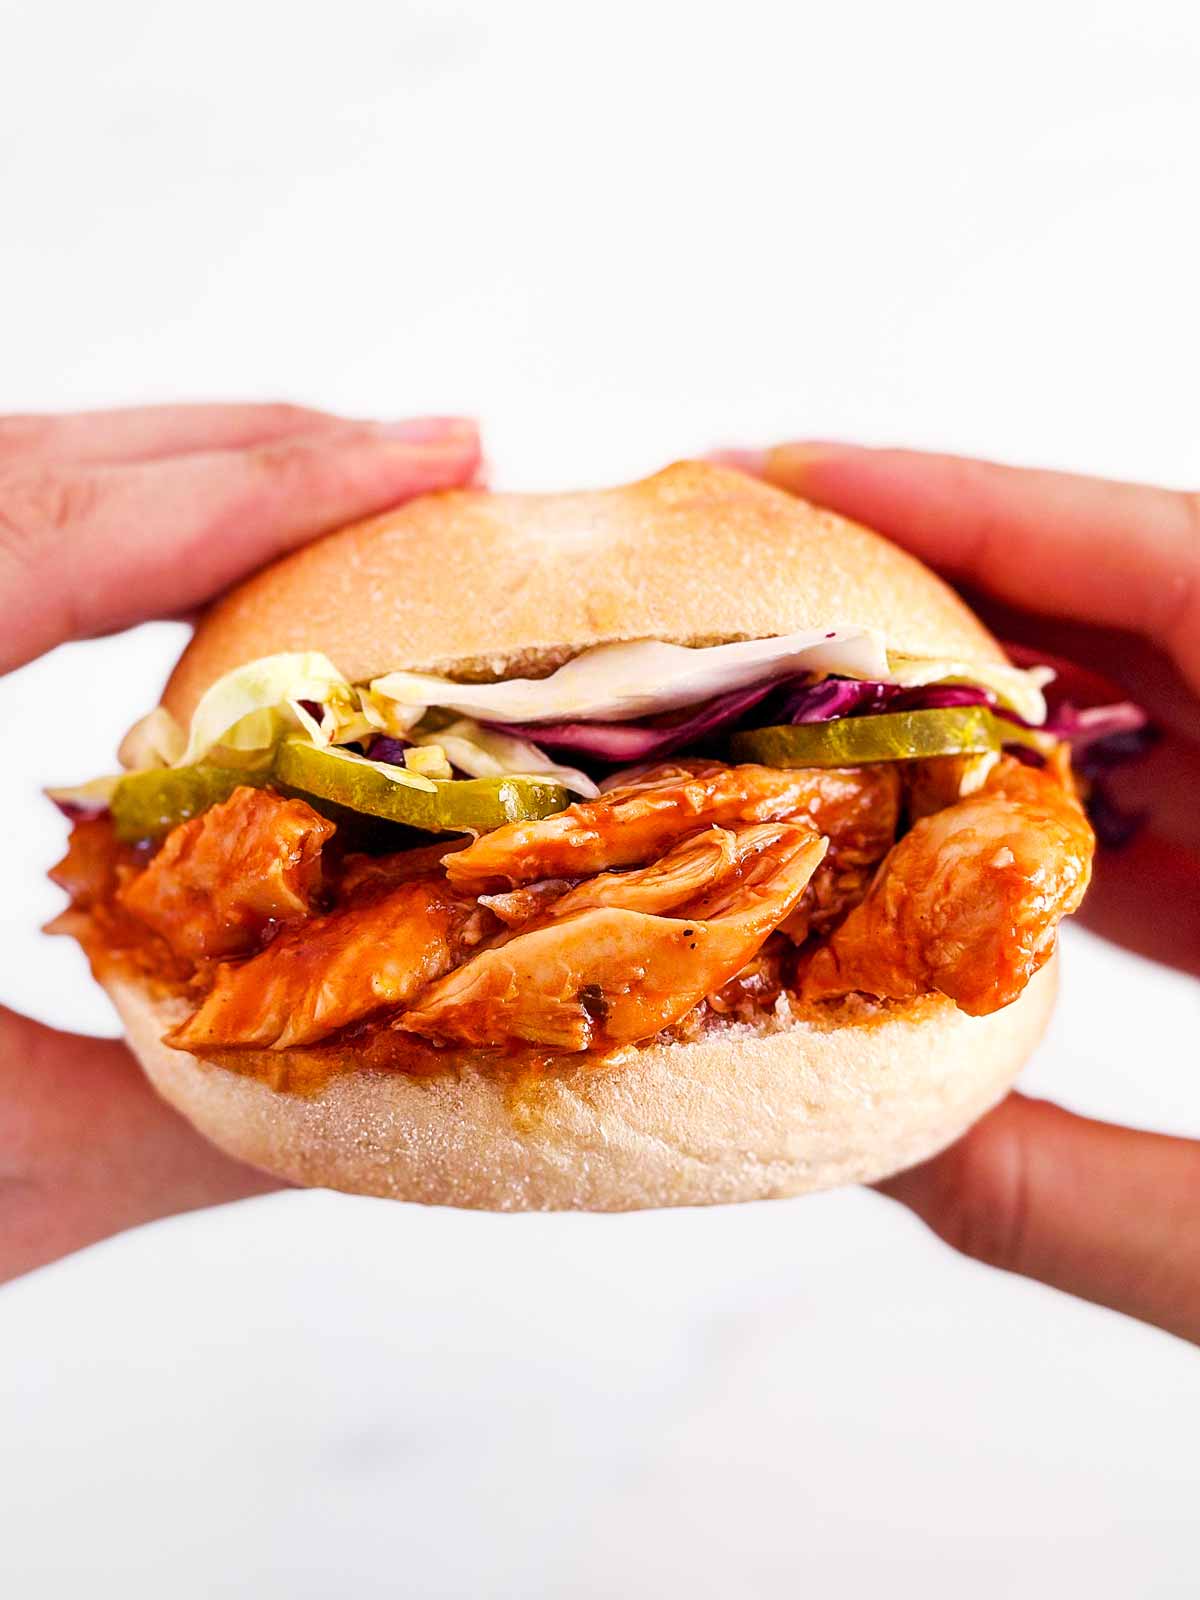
<box><xmin>485</xmin><ymin>680</ymin><xmax>780</xmax><ymax>763</ymax></box>
<box><xmin>365</xmin><ymin>735</ymin><xmax>413</xmax><ymax>766</ymax></box>
<box><xmin>50</xmin><ymin>796</ymin><xmax>108</xmax><ymax>822</ymax></box>
<box><xmin>997</xmin><ymin>697</ymin><xmax>1149</xmax><ymax>747</ymax></box>
<box><xmin>777</xmin><ymin>678</ymin><xmax>994</xmax><ymax>722</ymax></box>
<box><xmin>775</xmin><ymin>677</ymin><xmax>897</xmax><ymax>722</ymax></box>
<box><xmin>892</xmin><ymin>683</ymin><xmax>995</xmax><ymax>713</ymax></box>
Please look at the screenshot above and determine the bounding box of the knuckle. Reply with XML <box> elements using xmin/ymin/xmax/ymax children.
<box><xmin>258</xmin><ymin>401</ymin><xmax>325</xmax><ymax>436</ymax></box>
<box><xmin>252</xmin><ymin>428</ymin><xmax>366</xmax><ymax>493</ymax></box>
<box><xmin>0</xmin><ymin>466</ymin><xmax>104</xmax><ymax>551</ymax></box>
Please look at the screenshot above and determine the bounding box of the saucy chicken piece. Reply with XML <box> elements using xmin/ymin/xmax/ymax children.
<box><xmin>173</xmin><ymin>878</ymin><xmax>489</xmax><ymax>1051</ymax></box>
<box><xmin>903</xmin><ymin>752</ymin><xmax>999</xmax><ymax>824</ymax></box>
<box><xmin>477</xmin><ymin>880</ymin><xmax>574</xmax><ymax>927</ymax></box>
<box><xmin>479</xmin><ymin>826</ymin><xmax>736</xmax><ymax>928</ymax></box>
<box><xmin>800</xmin><ymin>758</ymin><xmax>1094</xmax><ymax>1016</ymax></box>
<box><xmin>119</xmin><ymin>786</ymin><xmax>333</xmax><ymax>964</ymax></box>
<box><xmin>480</xmin><ymin>823</ymin><xmax>811</xmax><ymax>928</ymax></box>
<box><xmin>402</xmin><ymin>826</ymin><xmax>827</xmax><ymax>1052</ymax></box>
<box><xmin>444</xmin><ymin>761</ymin><xmax>895</xmax><ymax>894</ymax></box>
<box><xmin>49</xmin><ymin>816</ymin><xmax>137</xmax><ymax>908</ymax></box>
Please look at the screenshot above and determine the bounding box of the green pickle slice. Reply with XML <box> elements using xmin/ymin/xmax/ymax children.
<box><xmin>730</xmin><ymin>706</ymin><xmax>1025</xmax><ymax>767</ymax></box>
<box><xmin>272</xmin><ymin>740</ymin><xmax>569</xmax><ymax>834</ymax></box>
<box><xmin>111</xmin><ymin>765</ymin><xmax>271</xmax><ymax>842</ymax></box>
<box><xmin>111</xmin><ymin>743</ymin><xmax>571</xmax><ymax>843</ymax></box>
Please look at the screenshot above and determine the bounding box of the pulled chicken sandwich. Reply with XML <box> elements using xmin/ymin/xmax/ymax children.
<box><xmin>48</xmin><ymin>462</ymin><xmax>1130</xmax><ymax>1211</ymax></box>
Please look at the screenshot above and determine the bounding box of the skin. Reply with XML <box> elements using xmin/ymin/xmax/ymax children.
<box><xmin>726</xmin><ymin>441</ymin><xmax>1200</xmax><ymax>1344</ymax></box>
<box><xmin>1</xmin><ymin>402</ymin><xmax>481</xmax><ymax>1283</ymax></box>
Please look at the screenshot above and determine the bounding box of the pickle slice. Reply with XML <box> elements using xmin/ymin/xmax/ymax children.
<box><xmin>731</xmin><ymin>706</ymin><xmax>1014</xmax><ymax>767</ymax></box>
<box><xmin>273</xmin><ymin>740</ymin><xmax>570</xmax><ymax>834</ymax></box>
<box><xmin>110</xmin><ymin>765</ymin><xmax>271</xmax><ymax>842</ymax></box>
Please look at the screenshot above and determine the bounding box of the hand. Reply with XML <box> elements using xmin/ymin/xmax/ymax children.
<box><xmin>3</xmin><ymin>402</ymin><xmax>481</xmax><ymax>1283</ymax></box>
<box><xmin>725</xmin><ymin>442</ymin><xmax>1200</xmax><ymax>1342</ymax></box>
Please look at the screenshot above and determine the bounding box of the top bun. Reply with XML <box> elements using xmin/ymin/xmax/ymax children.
<box><xmin>163</xmin><ymin>461</ymin><xmax>1002</xmax><ymax>722</ymax></box>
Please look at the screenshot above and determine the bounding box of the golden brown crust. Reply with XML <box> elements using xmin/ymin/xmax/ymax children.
<box><xmin>163</xmin><ymin>461</ymin><xmax>1004</xmax><ymax>721</ymax></box>
<box><xmin>105</xmin><ymin>962</ymin><xmax>1056</xmax><ymax>1210</ymax></box>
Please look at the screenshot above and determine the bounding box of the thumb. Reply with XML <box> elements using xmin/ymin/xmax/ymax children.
<box><xmin>877</xmin><ymin>1092</ymin><xmax>1200</xmax><ymax>1345</ymax></box>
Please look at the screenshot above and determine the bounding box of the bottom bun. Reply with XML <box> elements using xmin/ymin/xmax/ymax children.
<box><xmin>104</xmin><ymin>959</ymin><xmax>1057</xmax><ymax>1211</ymax></box>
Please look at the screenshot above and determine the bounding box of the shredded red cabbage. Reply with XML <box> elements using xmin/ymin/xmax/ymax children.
<box><xmin>50</xmin><ymin>796</ymin><xmax>107</xmax><ymax>822</ymax></box>
<box><xmin>365</xmin><ymin>735</ymin><xmax>413</xmax><ymax>765</ymax></box>
<box><xmin>485</xmin><ymin>681</ymin><xmax>780</xmax><ymax>763</ymax></box>
<box><xmin>777</xmin><ymin>679</ymin><xmax>996</xmax><ymax>722</ymax></box>
<box><xmin>773</xmin><ymin>677</ymin><xmax>896</xmax><ymax>722</ymax></box>
<box><xmin>1043</xmin><ymin>701</ymin><xmax>1153</xmax><ymax>756</ymax></box>
<box><xmin>485</xmin><ymin>678</ymin><xmax>1003</xmax><ymax>762</ymax></box>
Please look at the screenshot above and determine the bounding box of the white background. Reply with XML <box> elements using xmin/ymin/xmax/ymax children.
<box><xmin>2</xmin><ymin>2</ymin><xmax>1200</xmax><ymax>1595</ymax></box>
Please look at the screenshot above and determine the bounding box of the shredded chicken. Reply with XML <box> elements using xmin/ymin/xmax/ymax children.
<box><xmin>58</xmin><ymin>737</ymin><xmax>1094</xmax><ymax>1063</ymax></box>
<box><xmin>119</xmin><ymin>787</ymin><xmax>333</xmax><ymax>963</ymax></box>
<box><xmin>49</xmin><ymin>816</ymin><xmax>133</xmax><ymax>908</ymax></box>
<box><xmin>402</xmin><ymin>825</ymin><xmax>827</xmax><ymax>1052</ymax></box>
<box><xmin>444</xmin><ymin>761</ymin><xmax>896</xmax><ymax>894</ymax></box>
<box><xmin>337</xmin><ymin>839</ymin><xmax>470</xmax><ymax>897</ymax></box>
<box><xmin>478</xmin><ymin>880</ymin><xmax>574</xmax><ymax>927</ymax></box>
<box><xmin>800</xmin><ymin>757</ymin><xmax>1094</xmax><ymax>1016</ymax></box>
<box><xmin>172</xmin><ymin>878</ymin><xmax>489</xmax><ymax>1050</ymax></box>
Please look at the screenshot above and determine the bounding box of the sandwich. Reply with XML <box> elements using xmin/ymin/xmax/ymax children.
<box><xmin>47</xmin><ymin>461</ymin><xmax>1122</xmax><ymax>1210</ymax></box>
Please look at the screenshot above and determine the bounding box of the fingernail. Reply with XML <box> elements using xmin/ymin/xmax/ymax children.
<box><xmin>764</xmin><ymin>441</ymin><xmax>865</xmax><ymax>492</ymax></box>
<box><xmin>371</xmin><ymin>417</ymin><xmax>478</xmax><ymax>444</ymax></box>
<box><xmin>707</xmin><ymin>448</ymin><xmax>768</xmax><ymax>475</ymax></box>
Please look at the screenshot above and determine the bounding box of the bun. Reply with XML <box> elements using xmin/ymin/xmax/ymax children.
<box><xmin>111</xmin><ymin>461</ymin><xmax>1039</xmax><ymax>1210</ymax></box>
<box><xmin>106</xmin><ymin>963</ymin><xmax>1054</xmax><ymax>1210</ymax></box>
<box><xmin>163</xmin><ymin>460</ymin><xmax>1003</xmax><ymax>722</ymax></box>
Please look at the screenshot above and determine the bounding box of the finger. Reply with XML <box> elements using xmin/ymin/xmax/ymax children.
<box><xmin>728</xmin><ymin>445</ymin><xmax>1200</xmax><ymax>694</ymax></box>
<box><xmin>0</xmin><ymin>1006</ymin><xmax>277</xmax><ymax>1284</ymax></box>
<box><xmin>1074</xmin><ymin>829</ymin><xmax>1200</xmax><ymax>978</ymax></box>
<box><xmin>0</xmin><ymin>419</ymin><xmax>481</xmax><ymax>672</ymax></box>
<box><xmin>0</xmin><ymin>402</ymin><xmax>381</xmax><ymax>468</ymax></box>
<box><xmin>877</xmin><ymin>1093</ymin><xmax>1200</xmax><ymax>1345</ymax></box>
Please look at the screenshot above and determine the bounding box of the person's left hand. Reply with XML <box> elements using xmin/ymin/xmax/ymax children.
<box><xmin>2</xmin><ymin>402</ymin><xmax>481</xmax><ymax>1284</ymax></box>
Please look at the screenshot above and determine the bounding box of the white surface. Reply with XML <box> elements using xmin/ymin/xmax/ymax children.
<box><xmin>2</xmin><ymin>2</ymin><xmax>1200</xmax><ymax>1595</ymax></box>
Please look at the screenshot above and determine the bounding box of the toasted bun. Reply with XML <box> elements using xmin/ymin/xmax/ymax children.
<box><xmin>163</xmin><ymin>460</ymin><xmax>1004</xmax><ymax>721</ymax></box>
<box><xmin>119</xmin><ymin>462</ymin><xmax>1039</xmax><ymax>1210</ymax></box>
<box><xmin>105</xmin><ymin>963</ymin><xmax>1055</xmax><ymax>1210</ymax></box>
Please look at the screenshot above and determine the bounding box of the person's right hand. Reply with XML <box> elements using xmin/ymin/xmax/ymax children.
<box><xmin>723</xmin><ymin>442</ymin><xmax>1200</xmax><ymax>1343</ymax></box>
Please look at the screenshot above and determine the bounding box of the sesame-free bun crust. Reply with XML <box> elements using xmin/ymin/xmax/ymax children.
<box><xmin>163</xmin><ymin>461</ymin><xmax>1004</xmax><ymax>720</ymax></box>
<box><xmin>104</xmin><ymin>963</ymin><xmax>1055</xmax><ymax>1210</ymax></box>
<box><xmin>115</xmin><ymin>461</ymin><xmax>1044</xmax><ymax>1210</ymax></box>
